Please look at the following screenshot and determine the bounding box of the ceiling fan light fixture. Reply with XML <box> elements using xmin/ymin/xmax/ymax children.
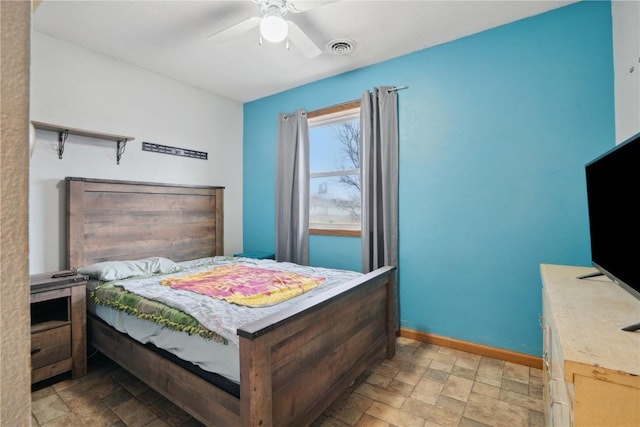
<box><xmin>260</xmin><ymin>15</ymin><xmax>288</xmax><ymax>43</ymax></box>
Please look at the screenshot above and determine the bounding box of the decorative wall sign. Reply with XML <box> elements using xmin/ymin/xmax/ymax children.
<box><xmin>142</xmin><ymin>142</ymin><xmax>208</xmax><ymax>160</ymax></box>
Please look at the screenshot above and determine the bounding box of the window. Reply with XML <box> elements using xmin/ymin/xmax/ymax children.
<box><xmin>308</xmin><ymin>101</ymin><xmax>361</xmax><ymax>236</ymax></box>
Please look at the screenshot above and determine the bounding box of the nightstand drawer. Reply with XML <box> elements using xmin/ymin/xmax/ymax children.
<box><xmin>31</xmin><ymin>324</ymin><xmax>71</xmax><ymax>369</ymax></box>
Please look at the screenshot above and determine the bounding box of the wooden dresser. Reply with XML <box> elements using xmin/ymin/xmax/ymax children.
<box><xmin>30</xmin><ymin>271</ymin><xmax>88</xmax><ymax>384</ymax></box>
<box><xmin>540</xmin><ymin>264</ymin><xmax>640</xmax><ymax>426</ymax></box>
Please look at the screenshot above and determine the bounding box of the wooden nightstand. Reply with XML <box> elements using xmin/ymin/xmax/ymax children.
<box><xmin>30</xmin><ymin>271</ymin><xmax>88</xmax><ymax>384</ymax></box>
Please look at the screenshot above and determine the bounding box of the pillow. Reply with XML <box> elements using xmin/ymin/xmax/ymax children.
<box><xmin>79</xmin><ymin>257</ymin><xmax>181</xmax><ymax>281</ymax></box>
<box><xmin>177</xmin><ymin>256</ymin><xmax>222</xmax><ymax>270</ymax></box>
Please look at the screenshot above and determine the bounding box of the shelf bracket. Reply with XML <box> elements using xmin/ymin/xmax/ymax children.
<box><xmin>57</xmin><ymin>129</ymin><xmax>69</xmax><ymax>159</ymax></box>
<box><xmin>116</xmin><ymin>139</ymin><xmax>128</xmax><ymax>165</ymax></box>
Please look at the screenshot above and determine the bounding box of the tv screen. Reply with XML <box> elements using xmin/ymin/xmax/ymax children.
<box><xmin>584</xmin><ymin>131</ymin><xmax>640</xmax><ymax>311</ymax></box>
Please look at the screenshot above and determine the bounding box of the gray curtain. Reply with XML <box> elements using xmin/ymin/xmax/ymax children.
<box><xmin>360</xmin><ymin>87</ymin><xmax>399</xmax><ymax>272</ymax></box>
<box><xmin>275</xmin><ymin>109</ymin><xmax>310</xmax><ymax>265</ymax></box>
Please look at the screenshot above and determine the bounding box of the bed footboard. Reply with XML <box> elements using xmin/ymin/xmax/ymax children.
<box><xmin>89</xmin><ymin>316</ymin><xmax>242</xmax><ymax>425</ymax></box>
<box><xmin>238</xmin><ymin>265</ymin><xmax>397</xmax><ymax>427</ymax></box>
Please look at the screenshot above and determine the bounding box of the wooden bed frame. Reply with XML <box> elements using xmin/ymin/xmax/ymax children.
<box><xmin>65</xmin><ymin>177</ymin><xmax>397</xmax><ymax>427</ymax></box>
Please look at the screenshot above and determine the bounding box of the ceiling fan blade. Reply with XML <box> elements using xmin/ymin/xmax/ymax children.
<box><xmin>207</xmin><ymin>16</ymin><xmax>260</xmax><ymax>42</ymax></box>
<box><xmin>287</xmin><ymin>20</ymin><xmax>321</xmax><ymax>58</ymax></box>
<box><xmin>286</xmin><ymin>0</ymin><xmax>340</xmax><ymax>14</ymax></box>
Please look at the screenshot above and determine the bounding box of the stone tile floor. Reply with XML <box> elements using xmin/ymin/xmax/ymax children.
<box><xmin>31</xmin><ymin>337</ymin><xmax>544</xmax><ymax>426</ymax></box>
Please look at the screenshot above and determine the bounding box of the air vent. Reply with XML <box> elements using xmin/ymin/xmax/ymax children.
<box><xmin>326</xmin><ymin>38</ymin><xmax>356</xmax><ymax>55</ymax></box>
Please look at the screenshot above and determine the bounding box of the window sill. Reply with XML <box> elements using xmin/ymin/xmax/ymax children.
<box><xmin>309</xmin><ymin>228</ymin><xmax>361</xmax><ymax>237</ymax></box>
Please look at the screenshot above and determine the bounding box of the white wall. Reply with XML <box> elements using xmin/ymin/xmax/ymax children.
<box><xmin>612</xmin><ymin>0</ymin><xmax>640</xmax><ymax>142</ymax></box>
<box><xmin>29</xmin><ymin>32</ymin><xmax>243</xmax><ymax>273</ymax></box>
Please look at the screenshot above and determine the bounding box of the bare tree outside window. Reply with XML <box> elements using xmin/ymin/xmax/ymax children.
<box><xmin>335</xmin><ymin>121</ymin><xmax>361</xmax><ymax>190</ymax></box>
<box><xmin>333</xmin><ymin>121</ymin><xmax>361</xmax><ymax>221</ymax></box>
<box><xmin>309</xmin><ymin>106</ymin><xmax>361</xmax><ymax>233</ymax></box>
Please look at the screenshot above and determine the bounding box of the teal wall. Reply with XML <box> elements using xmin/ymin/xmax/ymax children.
<box><xmin>242</xmin><ymin>1</ymin><xmax>615</xmax><ymax>356</ymax></box>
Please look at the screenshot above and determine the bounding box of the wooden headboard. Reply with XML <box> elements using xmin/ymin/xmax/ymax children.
<box><xmin>65</xmin><ymin>177</ymin><xmax>224</xmax><ymax>269</ymax></box>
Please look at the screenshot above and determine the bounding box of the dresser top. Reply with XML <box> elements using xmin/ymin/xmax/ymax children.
<box><xmin>541</xmin><ymin>264</ymin><xmax>640</xmax><ymax>377</ymax></box>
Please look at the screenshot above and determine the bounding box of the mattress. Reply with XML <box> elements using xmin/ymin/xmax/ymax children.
<box><xmin>91</xmin><ymin>304</ymin><xmax>241</xmax><ymax>382</ymax></box>
<box><xmin>86</xmin><ymin>256</ymin><xmax>362</xmax><ymax>385</ymax></box>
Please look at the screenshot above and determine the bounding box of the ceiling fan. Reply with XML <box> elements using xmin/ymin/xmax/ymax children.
<box><xmin>207</xmin><ymin>0</ymin><xmax>335</xmax><ymax>58</ymax></box>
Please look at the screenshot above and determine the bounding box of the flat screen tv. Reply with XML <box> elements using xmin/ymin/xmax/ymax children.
<box><xmin>582</xmin><ymin>131</ymin><xmax>640</xmax><ymax>331</ymax></box>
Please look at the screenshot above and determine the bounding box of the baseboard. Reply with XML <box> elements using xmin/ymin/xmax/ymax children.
<box><xmin>399</xmin><ymin>328</ymin><xmax>542</xmax><ymax>369</ymax></box>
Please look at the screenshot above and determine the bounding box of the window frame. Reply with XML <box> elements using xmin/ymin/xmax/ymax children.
<box><xmin>307</xmin><ymin>100</ymin><xmax>362</xmax><ymax>237</ymax></box>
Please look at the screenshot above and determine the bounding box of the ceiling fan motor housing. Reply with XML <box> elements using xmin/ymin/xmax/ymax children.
<box><xmin>260</xmin><ymin>0</ymin><xmax>288</xmax><ymax>17</ymax></box>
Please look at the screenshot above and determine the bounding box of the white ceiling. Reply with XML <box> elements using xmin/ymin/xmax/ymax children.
<box><xmin>33</xmin><ymin>0</ymin><xmax>577</xmax><ymax>103</ymax></box>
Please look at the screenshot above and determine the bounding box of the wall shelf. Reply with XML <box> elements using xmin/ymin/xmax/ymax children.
<box><xmin>31</xmin><ymin>121</ymin><xmax>135</xmax><ymax>165</ymax></box>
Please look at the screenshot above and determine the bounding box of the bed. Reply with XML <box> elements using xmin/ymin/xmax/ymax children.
<box><xmin>65</xmin><ymin>176</ymin><xmax>397</xmax><ymax>427</ymax></box>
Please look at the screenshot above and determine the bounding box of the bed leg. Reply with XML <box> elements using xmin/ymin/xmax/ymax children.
<box><xmin>240</xmin><ymin>335</ymin><xmax>273</xmax><ymax>427</ymax></box>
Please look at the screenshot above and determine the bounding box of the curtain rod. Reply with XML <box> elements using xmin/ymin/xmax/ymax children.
<box><xmin>308</xmin><ymin>86</ymin><xmax>409</xmax><ymax>117</ymax></box>
<box><xmin>387</xmin><ymin>85</ymin><xmax>409</xmax><ymax>93</ymax></box>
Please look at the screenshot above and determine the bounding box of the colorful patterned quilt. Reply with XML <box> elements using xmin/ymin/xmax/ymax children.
<box><xmin>159</xmin><ymin>265</ymin><xmax>325</xmax><ymax>307</ymax></box>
